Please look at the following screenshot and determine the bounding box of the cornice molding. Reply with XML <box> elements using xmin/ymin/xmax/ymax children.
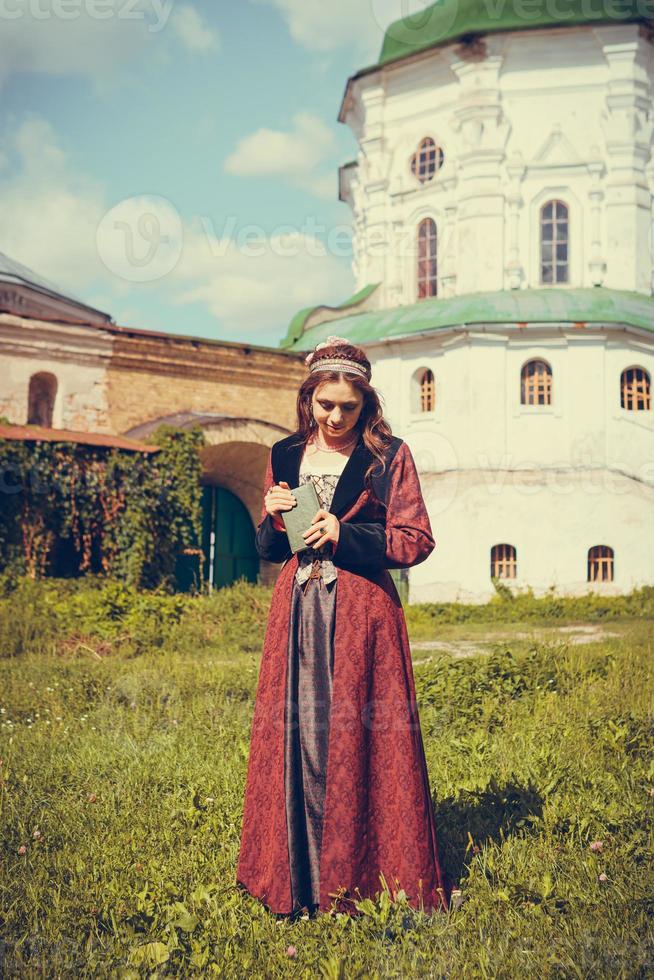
<box><xmin>0</xmin><ymin>313</ymin><xmax>114</xmax><ymax>364</ymax></box>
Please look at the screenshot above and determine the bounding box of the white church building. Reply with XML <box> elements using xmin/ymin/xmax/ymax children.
<box><xmin>280</xmin><ymin>3</ymin><xmax>654</xmax><ymax>602</ymax></box>
<box><xmin>2</xmin><ymin>2</ymin><xmax>653</xmax><ymax>600</ymax></box>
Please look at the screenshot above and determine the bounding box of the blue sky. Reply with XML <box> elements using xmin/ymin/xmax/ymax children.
<box><xmin>0</xmin><ymin>0</ymin><xmax>425</xmax><ymax>348</ymax></box>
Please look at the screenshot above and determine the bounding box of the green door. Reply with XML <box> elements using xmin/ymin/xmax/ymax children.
<box><xmin>174</xmin><ymin>486</ymin><xmax>259</xmax><ymax>593</ymax></box>
<box><xmin>202</xmin><ymin>485</ymin><xmax>259</xmax><ymax>590</ymax></box>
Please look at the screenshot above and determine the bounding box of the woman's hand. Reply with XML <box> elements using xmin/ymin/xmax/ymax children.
<box><xmin>264</xmin><ymin>480</ymin><xmax>296</xmax><ymax>519</ymax></box>
<box><xmin>302</xmin><ymin>508</ymin><xmax>340</xmax><ymax>550</ymax></box>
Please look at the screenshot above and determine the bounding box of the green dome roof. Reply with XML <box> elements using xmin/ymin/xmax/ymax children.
<box><xmin>282</xmin><ymin>287</ymin><xmax>654</xmax><ymax>350</ymax></box>
<box><xmin>379</xmin><ymin>0</ymin><xmax>652</xmax><ymax>65</ymax></box>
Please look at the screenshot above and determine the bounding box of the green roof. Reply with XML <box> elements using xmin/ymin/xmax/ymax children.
<box><xmin>280</xmin><ymin>283</ymin><xmax>381</xmax><ymax>349</ymax></box>
<box><xmin>379</xmin><ymin>0</ymin><xmax>652</xmax><ymax>65</ymax></box>
<box><xmin>282</xmin><ymin>288</ymin><xmax>654</xmax><ymax>351</ymax></box>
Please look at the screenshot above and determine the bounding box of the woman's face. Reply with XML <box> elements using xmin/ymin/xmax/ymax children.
<box><xmin>311</xmin><ymin>377</ymin><xmax>364</xmax><ymax>440</ymax></box>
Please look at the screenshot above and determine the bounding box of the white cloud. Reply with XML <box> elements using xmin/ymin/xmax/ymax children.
<box><xmin>171</xmin><ymin>4</ymin><xmax>220</xmax><ymax>52</ymax></box>
<box><xmin>169</xmin><ymin>216</ymin><xmax>354</xmax><ymax>341</ymax></box>
<box><xmin>301</xmin><ymin>172</ymin><xmax>338</xmax><ymax>200</ymax></box>
<box><xmin>254</xmin><ymin>0</ymin><xmax>433</xmax><ymax>61</ymax></box>
<box><xmin>0</xmin><ymin>117</ymin><xmax>110</xmax><ymax>295</ymax></box>
<box><xmin>224</xmin><ymin>111</ymin><xmax>337</xmax><ymax>200</ymax></box>
<box><xmin>0</xmin><ymin>0</ymin><xmax>214</xmax><ymax>91</ymax></box>
<box><xmin>0</xmin><ymin>114</ymin><xmax>353</xmax><ymax>342</ymax></box>
<box><xmin>14</xmin><ymin>118</ymin><xmax>67</xmax><ymax>175</ymax></box>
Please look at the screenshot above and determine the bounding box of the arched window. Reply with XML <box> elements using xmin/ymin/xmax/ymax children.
<box><xmin>620</xmin><ymin>367</ymin><xmax>650</xmax><ymax>411</ymax></box>
<box><xmin>410</xmin><ymin>367</ymin><xmax>436</xmax><ymax>413</ymax></box>
<box><xmin>419</xmin><ymin>368</ymin><xmax>435</xmax><ymax>412</ymax></box>
<box><xmin>417</xmin><ymin>218</ymin><xmax>437</xmax><ymax>299</ymax></box>
<box><xmin>588</xmin><ymin>545</ymin><xmax>614</xmax><ymax>583</ymax></box>
<box><xmin>27</xmin><ymin>372</ymin><xmax>57</xmax><ymax>427</ymax></box>
<box><xmin>410</xmin><ymin>137</ymin><xmax>444</xmax><ymax>184</ymax></box>
<box><xmin>540</xmin><ymin>200</ymin><xmax>568</xmax><ymax>284</ymax></box>
<box><xmin>521</xmin><ymin>359</ymin><xmax>553</xmax><ymax>405</ymax></box>
<box><xmin>490</xmin><ymin>544</ymin><xmax>517</xmax><ymax>579</ymax></box>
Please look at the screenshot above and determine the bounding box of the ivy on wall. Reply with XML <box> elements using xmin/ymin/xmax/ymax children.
<box><xmin>0</xmin><ymin>421</ymin><xmax>205</xmax><ymax>590</ymax></box>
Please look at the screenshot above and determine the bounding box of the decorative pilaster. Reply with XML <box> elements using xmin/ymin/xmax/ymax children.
<box><xmin>597</xmin><ymin>25</ymin><xmax>654</xmax><ymax>292</ymax></box>
<box><xmin>449</xmin><ymin>54</ymin><xmax>511</xmax><ymax>294</ymax></box>
<box><xmin>439</xmin><ymin>176</ymin><xmax>458</xmax><ymax>297</ymax></box>
<box><xmin>587</xmin><ymin>151</ymin><xmax>607</xmax><ymax>285</ymax></box>
<box><xmin>359</xmin><ymin>83</ymin><xmax>390</xmax><ymax>299</ymax></box>
<box><xmin>504</xmin><ymin>152</ymin><xmax>525</xmax><ymax>289</ymax></box>
<box><xmin>646</xmin><ymin>154</ymin><xmax>654</xmax><ymax>292</ymax></box>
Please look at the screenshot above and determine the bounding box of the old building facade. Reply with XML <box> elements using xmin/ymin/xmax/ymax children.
<box><xmin>0</xmin><ymin>251</ymin><xmax>305</xmax><ymax>587</ymax></box>
<box><xmin>281</xmin><ymin>6</ymin><xmax>654</xmax><ymax>601</ymax></box>
<box><xmin>3</xmin><ymin>3</ymin><xmax>654</xmax><ymax>600</ymax></box>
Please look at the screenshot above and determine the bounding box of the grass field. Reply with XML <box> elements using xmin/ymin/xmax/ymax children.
<box><xmin>1</xmin><ymin>576</ymin><xmax>653</xmax><ymax>977</ymax></box>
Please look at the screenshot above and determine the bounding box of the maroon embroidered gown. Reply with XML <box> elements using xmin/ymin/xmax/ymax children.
<box><xmin>236</xmin><ymin>432</ymin><xmax>449</xmax><ymax>916</ymax></box>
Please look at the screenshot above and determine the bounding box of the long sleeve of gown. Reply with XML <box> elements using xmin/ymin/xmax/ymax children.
<box><xmin>332</xmin><ymin>440</ymin><xmax>435</xmax><ymax>574</ymax></box>
<box><xmin>254</xmin><ymin>450</ymin><xmax>291</xmax><ymax>563</ymax></box>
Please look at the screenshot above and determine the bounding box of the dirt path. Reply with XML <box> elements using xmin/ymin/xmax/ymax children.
<box><xmin>411</xmin><ymin>623</ymin><xmax>621</xmax><ymax>660</ymax></box>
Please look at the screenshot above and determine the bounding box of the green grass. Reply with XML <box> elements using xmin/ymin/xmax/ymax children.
<box><xmin>0</xmin><ymin>577</ymin><xmax>653</xmax><ymax>977</ymax></box>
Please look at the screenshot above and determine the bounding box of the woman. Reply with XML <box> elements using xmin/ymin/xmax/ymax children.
<box><xmin>236</xmin><ymin>336</ymin><xmax>449</xmax><ymax>919</ymax></box>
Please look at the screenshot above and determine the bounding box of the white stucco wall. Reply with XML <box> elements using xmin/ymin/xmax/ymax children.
<box><xmin>0</xmin><ymin>314</ymin><xmax>113</xmax><ymax>431</ymax></box>
<box><xmin>367</xmin><ymin>328</ymin><xmax>654</xmax><ymax>601</ymax></box>
<box><xmin>341</xmin><ymin>23</ymin><xmax>654</xmax><ymax>303</ymax></box>
<box><xmin>408</xmin><ymin>467</ymin><xmax>654</xmax><ymax>603</ymax></box>
<box><xmin>336</xmin><ymin>20</ymin><xmax>654</xmax><ymax>601</ymax></box>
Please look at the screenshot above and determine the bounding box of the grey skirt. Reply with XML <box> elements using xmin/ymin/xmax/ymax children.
<box><xmin>284</xmin><ymin>571</ymin><xmax>337</xmax><ymax>913</ymax></box>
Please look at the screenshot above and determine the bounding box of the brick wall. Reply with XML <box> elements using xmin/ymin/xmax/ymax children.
<box><xmin>105</xmin><ymin>331</ymin><xmax>305</xmax><ymax>434</ymax></box>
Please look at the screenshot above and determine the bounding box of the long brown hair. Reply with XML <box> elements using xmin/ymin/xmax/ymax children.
<box><xmin>291</xmin><ymin>342</ymin><xmax>394</xmax><ymax>487</ymax></box>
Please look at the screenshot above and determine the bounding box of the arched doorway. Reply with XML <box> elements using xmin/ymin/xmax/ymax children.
<box><xmin>126</xmin><ymin>415</ymin><xmax>292</xmax><ymax>590</ymax></box>
<box><xmin>202</xmin><ymin>485</ymin><xmax>258</xmax><ymax>589</ymax></box>
<box><xmin>175</xmin><ymin>485</ymin><xmax>258</xmax><ymax>592</ymax></box>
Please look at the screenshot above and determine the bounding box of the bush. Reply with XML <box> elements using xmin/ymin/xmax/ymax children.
<box><xmin>0</xmin><ymin>425</ymin><xmax>204</xmax><ymax>589</ymax></box>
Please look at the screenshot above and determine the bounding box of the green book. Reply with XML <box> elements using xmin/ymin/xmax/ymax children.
<box><xmin>281</xmin><ymin>481</ymin><xmax>322</xmax><ymax>553</ymax></box>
